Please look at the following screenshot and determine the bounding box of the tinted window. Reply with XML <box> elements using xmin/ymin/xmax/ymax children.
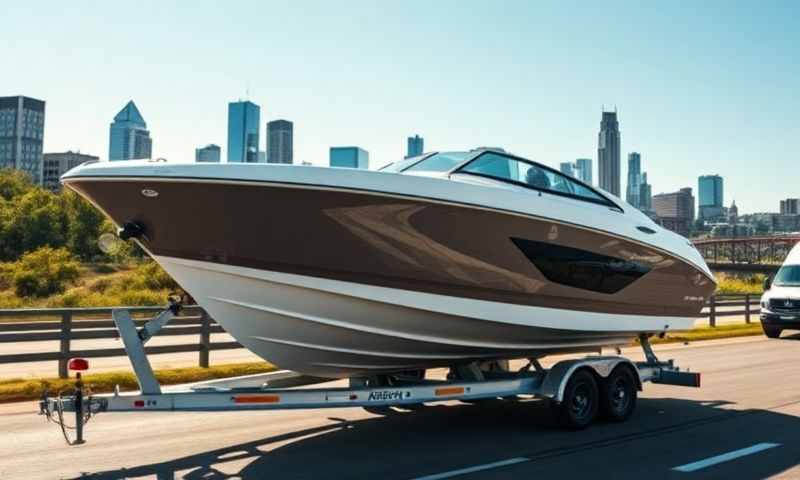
<box><xmin>774</xmin><ymin>265</ymin><xmax>800</xmax><ymax>286</ymax></box>
<box><xmin>459</xmin><ymin>153</ymin><xmax>610</xmax><ymax>205</ymax></box>
<box><xmin>404</xmin><ymin>152</ymin><xmax>470</xmax><ymax>173</ymax></box>
<box><xmin>511</xmin><ymin>237</ymin><xmax>651</xmax><ymax>294</ymax></box>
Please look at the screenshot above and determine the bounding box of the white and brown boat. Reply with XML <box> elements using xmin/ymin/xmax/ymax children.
<box><xmin>62</xmin><ymin>150</ymin><xmax>716</xmax><ymax>378</ymax></box>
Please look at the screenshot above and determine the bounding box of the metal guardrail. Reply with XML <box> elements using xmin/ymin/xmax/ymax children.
<box><xmin>698</xmin><ymin>294</ymin><xmax>761</xmax><ymax>327</ymax></box>
<box><xmin>0</xmin><ymin>306</ymin><xmax>242</xmax><ymax>378</ymax></box>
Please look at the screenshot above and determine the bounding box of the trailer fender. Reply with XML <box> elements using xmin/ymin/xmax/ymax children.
<box><xmin>541</xmin><ymin>357</ymin><xmax>643</xmax><ymax>403</ymax></box>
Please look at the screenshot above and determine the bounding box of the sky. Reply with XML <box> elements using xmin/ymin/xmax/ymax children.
<box><xmin>2</xmin><ymin>0</ymin><xmax>798</xmax><ymax>213</ymax></box>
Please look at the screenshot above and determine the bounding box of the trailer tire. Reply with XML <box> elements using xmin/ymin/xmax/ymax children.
<box><xmin>600</xmin><ymin>365</ymin><xmax>637</xmax><ymax>422</ymax></box>
<box><xmin>552</xmin><ymin>369</ymin><xmax>599</xmax><ymax>430</ymax></box>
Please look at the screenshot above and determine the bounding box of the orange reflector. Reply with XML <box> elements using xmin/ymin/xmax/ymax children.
<box><xmin>233</xmin><ymin>395</ymin><xmax>280</xmax><ymax>404</ymax></box>
<box><xmin>435</xmin><ymin>387</ymin><xmax>465</xmax><ymax>397</ymax></box>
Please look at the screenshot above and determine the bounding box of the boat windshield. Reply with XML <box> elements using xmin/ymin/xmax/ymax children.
<box><xmin>379</xmin><ymin>154</ymin><xmax>428</xmax><ymax>173</ymax></box>
<box><xmin>403</xmin><ymin>152</ymin><xmax>471</xmax><ymax>173</ymax></box>
<box><xmin>774</xmin><ymin>265</ymin><xmax>800</xmax><ymax>286</ymax></box>
<box><xmin>457</xmin><ymin>152</ymin><xmax>615</xmax><ymax>208</ymax></box>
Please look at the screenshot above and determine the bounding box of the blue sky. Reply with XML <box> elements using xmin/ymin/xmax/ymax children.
<box><xmin>3</xmin><ymin>0</ymin><xmax>798</xmax><ymax>212</ymax></box>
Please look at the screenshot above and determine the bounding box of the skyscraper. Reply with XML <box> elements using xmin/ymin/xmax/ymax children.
<box><xmin>109</xmin><ymin>100</ymin><xmax>152</xmax><ymax>161</ymax></box>
<box><xmin>653</xmin><ymin>187</ymin><xmax>695</xmax><ymax>236</ymax></box>
<box><xmin>575</xmin><ymin>158</ymin><xmax>592</xmax><ymax>184</ymax></box>
<box><xmin>697</xmin><ymin>175</ymin><xmax>724</xmax><ymax>220</ymax></box>
<box><xmin>780</xmin><ymin>198</ymin><xmax>800</xmax><ymax>215</ymax></box>
<box><xmin>626</xmin><ymin>152</ymin><xmax>641</xmax><ymax>208</ymax></box>
<box><xmin>0</xmin><ymin>95</ymin><xmax>45</xmax><ymax>183</ymax></box>
<box><xmin>597</xmin><ymin>111</ymin><xmax>621</xmax><ymax>196</ymax></box>
<box><xmin>406</xmin><ymin>134</ymin><xmax>424</xmax><ymax>158</ymax></box>
<box><xmin>639</xmin><ymin>172</ymin><xmax>653</xmax><ymax>212</ymax></box>
<box><xmin>267</xmin><ymin>119</ymin><xmax>293</xmax><ymax>164</ymax></box>
<box><xmin>559</xmin><ymin>162</ymin><xmax>575</xmax><ymax>177</ymax></box>
<box><xmin>42</xmin><ymin>151</ymin><xmax>98</xmax><ymax>191</ymax></box>
<box><xmin>195</xmin><ymin>144</ymin><xmax>221</xmax><ymax>162</ymax></box>
<box><xmin>227</xmin><ymin>100</ymin><xmax>260</xmax><ymax>163</ymax></box>
<box><xmin>330</xmin><ymin>147</ymin><xmax>369</xmax><ymax>169</ymax></box>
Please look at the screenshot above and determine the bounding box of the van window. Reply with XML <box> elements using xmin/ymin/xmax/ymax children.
<box><xmin>774</xmin><ymin>265</ymin><xmax>800</xmax><ymax>286</ymax></box>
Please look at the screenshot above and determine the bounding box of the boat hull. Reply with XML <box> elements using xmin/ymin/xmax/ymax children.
<box><xmin>157</xmin><ymin>256</ymin><xmax>694</xmax><ymax>378</ymax></box>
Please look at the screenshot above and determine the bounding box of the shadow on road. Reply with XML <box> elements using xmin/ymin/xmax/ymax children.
<box><xmin>74</xmin><ymin>397</ymin><xmax>800</xmax><ymax>480</ymax></box>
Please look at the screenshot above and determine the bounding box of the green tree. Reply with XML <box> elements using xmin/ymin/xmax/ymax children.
<box><xmin>10</xmin><ymin>247</ymin><xmax>80</xmax><ymax>297</ymax></box>
<box><xmin>0</xmin><ymin>188</ymin><xmax>68</xmax><ymax>261</ymax></box>
<box><xmin>63</xmin><ymin>190</ymin><xmax>106</xmax><ymax>260</ymax></box>
<box><xmin>0</xmin><ymin>168</ymin><xmax>33</xmax><ymax>201</ymax></box>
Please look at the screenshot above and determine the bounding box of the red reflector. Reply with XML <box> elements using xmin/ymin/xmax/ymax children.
<box><xmin>134</xmin><ymin>400</ymin><xmax>145</xmax><ymax>408</ymax></box>
<box><xmin>233</xmin><ymin>395</ymin><xmax>280</xmax><ymax>404</ymax></box>
<box><xmin>68</xmin><ymin>358</ymin><xmax>89</xmax><ymax>371</ymax></box>
<box><xmin>349</xmin><ymin>394</ymin><xmax>358</xmax><ymax>400</ymax></box>
<box><xmin>435</xmin><ymin>387</ymin><xmax>465</xmax><ymax>397</ymax></box>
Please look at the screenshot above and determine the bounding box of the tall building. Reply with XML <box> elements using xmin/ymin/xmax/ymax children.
<box><xmin>639</xmin><ymin>172</ymin><xmax>653</xmax><ymax>212</ymax></box>
<box><xmin>626</xmin><ymin>152</ymin><xmax>641</xmax><ymax>208</ymax></box>
<box><xmin>597</xmin><ymin>111</ymin><xmax>621</xmax><ymax>196</ymax></box>
<box><xmin>406</xmin><ymin>134</ymin><xmax>424</xmax><ymax>158</ymax></box>
<box><xmin>267</xmin><ymin>119</ymin><xmax>293</xmax><ymax>164</ymax></box>
<box><xmin>575</xmin><ymin>158</ymin><xmax>592</xmax><ymax>184</ymax></box>
<box><xmin>559</xmin><ymin>162</ymin><xmax>575</xmax><ymax>177</ymax></box>
<box><xmin>195</xmin><ymin>144</ymin><xmax>221</xmax><ymax>162</ymax></box>
<box><xmin>653</xmin><ymin>187</ymin><xmax>695</xmax><ymax>236</ymax></box>
<box><xmin>0</xmin><ymin>95</ymin><xmax>45</xmax><ymax>183</ymax></box>
<box><xmin>780</xmin><ymin>198</ymin><xmax>800</xmax><ymax>215</ymax></box>
<box><xmin>698</xmin><ymin>174</ymin><xmax>724</xmax><ymax>220</ymax></box>
<box><xmin>109</xmin><ymin>100</ymin><xmax>152</xmax><ymax>161</ymax></box>
<box><xmin>42</xmin><ymin>151</ymin><xmax>98</xmax><ymax>191</ymax></box>
<box><xmin>227</xmin><ymin>100</ymin><xmax>260</xmax><ymax>163</ymax></box>
<box><xmin>330</xmin><ymin>147</ymin><xmax>369</xmax><ymax>169</ymax></box>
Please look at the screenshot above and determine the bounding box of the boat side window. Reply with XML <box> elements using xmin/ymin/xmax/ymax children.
<box><xmin>403</xmin><ymin>152</ymin><xmax>470</xmax><ymax>173</ymax></box>
<box><xmin>458</xmin><ymin>152</ymin><xmax>613</xmax><ymax>207</ymax></box>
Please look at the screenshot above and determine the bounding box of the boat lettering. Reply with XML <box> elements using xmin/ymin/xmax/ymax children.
<box><xmin>368</xmin><ymin>390</ymin><xmax>406</xmax><ymax>402</ymax></box>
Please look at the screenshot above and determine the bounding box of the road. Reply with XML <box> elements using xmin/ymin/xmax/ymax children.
<box><xmin>3</xmin><ymin>335</ymin><xmax>800</xmax><ymax>479</ymax></box>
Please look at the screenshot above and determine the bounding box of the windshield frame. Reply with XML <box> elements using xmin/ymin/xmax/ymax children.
<box><xmin>378</xmin><ymin>152</ymin><xmax>437</xmax><ymax>173</ymax></box>
<box><xmin>453</xmin><ymin>151</ymin><xmax>622</xmax><ymax>211</ymax></box>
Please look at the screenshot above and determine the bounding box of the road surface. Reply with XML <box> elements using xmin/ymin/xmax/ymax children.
<box><xmin>2</xmin><ymin>335</ymin><xmax>800</xmax><ymax>479</ymax></box>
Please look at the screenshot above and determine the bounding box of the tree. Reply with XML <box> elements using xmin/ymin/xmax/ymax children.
<box><xmin>0</xmin><ymin>168</ymin><xmax>33</xmax><ymax>201</ymax></box>
<box><xmin>63</xmin><ymin>190</ymin><xmax>106</xmax><ymax>260</ymax></box>
<box><xmin>10</xmin><ymin>247</ymin><xmax>80</xmax><ymax>297</ymax></box>
<box><xmin>0</xmin><ymin>188</ymin><xmax>68</xmax><ymax>261</ymax></box>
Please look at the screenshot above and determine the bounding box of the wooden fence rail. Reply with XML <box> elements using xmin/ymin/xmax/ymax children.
<box><xmin>0</xmin><ymin>306</ymin><xmax>243</xmax><ymax>378</ymax></box>
<box><xmin>698</xmin><ymin>294</ymin><xmax>761</xmax><ymax>327</ymax></box>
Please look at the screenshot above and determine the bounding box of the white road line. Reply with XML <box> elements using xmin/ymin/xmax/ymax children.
<box><xmin>672</xmin><ymin>443</ymin><xmax>781</xmax><ymax>473</ymax></box>
<box><xmin>411</xmin><ymin>457</ymin><xmax>530</xmax><ymax>480</ymax></box>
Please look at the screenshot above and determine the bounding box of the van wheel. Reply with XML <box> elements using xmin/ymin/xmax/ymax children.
<box><xmin>763</xmin><ymin>325</ymin><xmax>782</xmax><ymax>339</ymax></box>
<box><xmin>551</xmin><ymin>369</ymin><xmax>599</xmax><ymax>430</ymax></box>
<box><xmin>600</xmin><ymin>366</ymin><xmax>637</xmax><ymax>422</ymax></box>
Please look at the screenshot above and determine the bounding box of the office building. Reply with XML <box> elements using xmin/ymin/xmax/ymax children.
<box><xmin>227</xmin><ymin>100</ymin><xmax>260</xmax><ymax>163</ymax></box>
<box><xmin>698</xmin><ymin>174</ymin><xmax>724</xmax><ymax>220</ymax></box>
<box><xmin>780</xmin><ymin>198</ymin><xmax>800</xmax><ymax>215</ymax></box>
<box><xmin>406</xmin><ymin>134</ymin><xmax>424</xmax><ymax>158</ymax></box>
<box><xmin>653</xmin><ymin>187</ymin><xmax>695</xmax><ymax>236</ymax></box>
<box><xmin>330</xmin><ymin>147</ymin><xmax>369</xmax><ymax>169</ymax></box>
<box><xmin>0</xmin><ymin>95</ymin><xmax>45</xmax><ymax>183</ymax></box>
<box><xmin>559</xmin><ymin>162</ymin><xmax>575</xmax><ymax>177</ymax></box>
<box><xmin>626</xmin><ymin>152</ymin><xmax>641</xmax><ymax>208</ymax></box>
<box><xmin>42</xmin><ymin>151</ymin><xmax>98</xmax><ymax>191</ymax></box>
<box><xmin>597</xmin><ymin>111</ymin><xmax>621</xmax><ymax>196</ymax></box>
<box><xmin>267</xmin><ymin>119</ymin><xmax>293</xmax><ymax>164</ymax></box>
<box><xmin>575</xmin><ymin>158</ymin><xmax>592</xmax><ymax>184</ymax></box>
<box><xmin>109</xmin><ymin>100</ymin><xmax>152</xmax><ymax>161</ymax></box>
<box><xmin>639</xmin><ymin>172</ymin><xmax>652</xmax><ymax>212</ymax></box>
<box><xmin>195</xmin><ymin>144</ymin><xmax>221</xmax><ymax>162</ymax></box>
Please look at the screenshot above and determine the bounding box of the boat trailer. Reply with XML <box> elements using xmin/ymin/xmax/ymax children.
<box><xmin>40</xmin><ymin>303</ymin><xmax>701</xmax><ymax>445</ymax></box>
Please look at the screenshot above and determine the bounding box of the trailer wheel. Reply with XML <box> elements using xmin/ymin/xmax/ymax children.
<box><xmin>600</xmin><ymin>365</ymin><xmax>637</xmax><ymax>422</ymax></box>
<box><xmin>552</xmin><ymin>369</ymin><xmax>599</xmax><ymax>430</ymax></box>
<box><xmin>763</xmin><ymin>325</ymin><xmax>782</xmax><ymax>339</ymax></box>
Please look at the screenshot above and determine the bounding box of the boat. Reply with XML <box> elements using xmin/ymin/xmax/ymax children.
<box><xmin>61</xmin><ymin>150</ymin><xmax>716</xmax><ymax>378</ymax></box>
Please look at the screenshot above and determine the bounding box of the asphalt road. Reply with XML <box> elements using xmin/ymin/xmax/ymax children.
<box><xmin>3</xmin><ymin>334</ymin><xmax>800</xmax><ymax>479</ymax></box>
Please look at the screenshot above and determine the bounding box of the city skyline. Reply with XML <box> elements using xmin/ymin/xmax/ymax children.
<box><xmin>3</xmin><ymin>1</ymin><xmax>799</xmax><ymax>212</ymax></box>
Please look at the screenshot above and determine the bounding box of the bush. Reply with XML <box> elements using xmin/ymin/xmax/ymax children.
<box><xmin>10</xmin><ymin>247</ymin><xmax>80</xmax><ymax>297</ymax></box>
<box><xmin>131</xmin><ymin>261</ymin><xmax>179</xmax><ymax>291</ymax></box>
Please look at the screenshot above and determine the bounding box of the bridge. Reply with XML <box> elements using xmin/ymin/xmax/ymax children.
<box><xmin>693</xmin><ymin>234</ymin><xmax>800</xmax><ymax>273</ymax></box>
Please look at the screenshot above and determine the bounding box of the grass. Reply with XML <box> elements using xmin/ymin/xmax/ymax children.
<box><xmin>714</xmin><ymin>272</ymin><xmax>765</xmax><ymax>295</ymax></box>
<box><xmin>647</xmin><ymin>322</ymin><xmax>765</xmax><ymax>345</ymax></box>
<box><xmin>0</xmin><ymin>361</ymin><xmax>276</xmax><ymax>403</ymax></box>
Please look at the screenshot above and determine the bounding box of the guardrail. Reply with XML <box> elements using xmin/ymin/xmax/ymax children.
<box><xmin>699</xmin><ymin>294</ymin><xmax>761</xmax><ymax>327</ymax></box>
<box><xmin>0</xmin><ymin>306</ymin><xmax>243</xmax><ymax>378</ymax></box>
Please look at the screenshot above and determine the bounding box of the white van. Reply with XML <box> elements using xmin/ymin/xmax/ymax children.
<box><xmin>761</xmin><ymin>242</ymin><xmax>800</xmax><ymax>338</ymax></box>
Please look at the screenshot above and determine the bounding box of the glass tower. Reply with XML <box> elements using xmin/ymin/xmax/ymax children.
<box><xmin>597</xmin><ymin>111</ymin><xmax>621</xmax><ymax>196</ymax></box>
<box><xmin>575</xmin><ymin>158</ymin><xmax>592</xmax><ymax>184</ymax></box>
<box><xmin>698</xmin><ymin>175</ymin><xmax>724</xmax><ymax>220</ymax></box>
<box><xmin>626</xmin><ymin>152</ymin><xmax>642</xmax><ymax>208</ymax></box>
<box><xmin>267</xmin><ymin>119</ymin><xmax>293</xmax><ymax>164</ymax></box>
<box><xmin>109</xmin><ymin>101</ymin><xmax>152</xmax><ymax>161</ymax></box>
<box><xmin>0</xmin><ymin>96</ymin><xmax>45</xmax><ymax>183</ymax></box>
<box><xmin>330</xmin><ymin>147</ymin><xmax>369</xmax><ymax>169</ymax></box>
<box><xmin>227</xmin><ymin>101</ymin><xmax>260</xmax><ymax>163</ymax></box>
<box><xmin>406</xmin><ymin>134</ymin><xmax>424</xmax><ymax>158</ymax></box>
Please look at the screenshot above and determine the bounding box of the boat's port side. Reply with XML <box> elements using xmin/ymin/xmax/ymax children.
<box><xmin>39</xmin><ymin>307</ymin><xmax>701</xmax><ymax>444</ymax></box>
